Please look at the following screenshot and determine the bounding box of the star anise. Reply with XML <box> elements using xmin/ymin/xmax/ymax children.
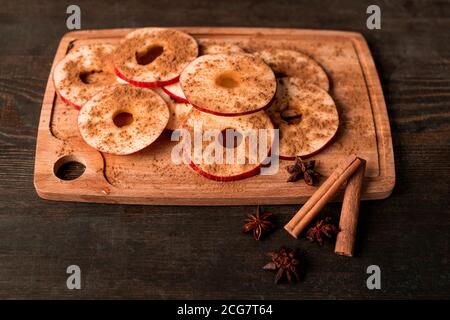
<box><xmin>263</xmin><ymin>246</ymin><xmax>301</xmax><ymax>284</ymax></box>
<box><xmin>306</xmin><ymin>217</ymin><xmax>339</xmax><ymax>246</ymax></box>
<box><xmin>286</xmin><ymin>156</ymin><xmax>320</xmax><ymax>185</ymax></box>
<box><xmin>241</xmin><ymin>206</ymin><xmax>275</xmax><ymax>240</ymax></box>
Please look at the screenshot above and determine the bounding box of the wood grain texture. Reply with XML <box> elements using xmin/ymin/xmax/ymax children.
<box><xmin>0</xmin><ymin>0</ymin><xmax>449</xmax><ymax>299</ymax></box>
<box><xmin>34</xmin><ymin>27</ymin><xmax>395</xmax><ymax>205</ymax></box>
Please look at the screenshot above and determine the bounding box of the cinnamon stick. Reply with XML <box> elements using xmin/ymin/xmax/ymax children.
<box><xmin>335</xmin><ymin>159</ymin><xmax>366</xmax><ymax>257</ymax></box>
<box><xmin>284</xmin><ymin>155</ymin><xmax>363</xmax><ymax>238</ymax></box>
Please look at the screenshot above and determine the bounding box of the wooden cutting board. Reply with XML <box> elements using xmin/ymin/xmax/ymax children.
<box><xmin>34</xmin><ymin>27</ymin><xmax>395</xmax><ymax>205</ymax></box>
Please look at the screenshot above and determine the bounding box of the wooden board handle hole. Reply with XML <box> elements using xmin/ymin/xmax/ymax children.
<box><xmin>54</xmin><ymin>155</ymin><xmax>86</xmax><ymax>181</ymax></box>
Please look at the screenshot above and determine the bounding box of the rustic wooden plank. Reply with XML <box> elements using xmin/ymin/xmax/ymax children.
<box><xmin>0</xmin><ymin>0</ymin><xmax>448</xmax><ymax>300</ymax></box>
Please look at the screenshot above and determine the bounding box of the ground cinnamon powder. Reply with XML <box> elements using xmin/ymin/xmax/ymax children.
<box><xmin>61</xmin><ymin>45</ymin><xmax>116</xmax><ymax>103</ymax></box>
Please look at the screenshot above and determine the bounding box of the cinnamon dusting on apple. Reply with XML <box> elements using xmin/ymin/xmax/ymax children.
<box><xmin>180</xmin><ymin>53</ymin><xmax>276</xmax><ymax>115</ymax></box>
<box><xmin>78</xmin><ymin>84</ymin><xmax>169</xmax><ymax>155</ymax></box>
<box><xmin>255</xmin><ymin>49</ymin><xmax>330</xmax><ymax>91</ymax></box>
<box><xmin>54</xmin><ymin>44</ymin><xmax>117</xmax><ymax>108</ymax></box>
<box><xmin>113</xmin><ymin>28</ymin><xmax>198</xmax><ymax>84</ymax></box>
<box><xmin>197</xmin><ymin>39</ymin><xmax>245</xmax><ymax>55</ymax></box>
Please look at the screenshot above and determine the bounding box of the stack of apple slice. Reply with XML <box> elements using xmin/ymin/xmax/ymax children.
<box><xmin>55</xmin><ymin>28</ymin><xmax>200</xmax><ymax>156</ymax></box>
<box><xmin>177</xmin><ymin>52</ymin><xmax>277</xmax><ymax>181</ymax></box>
<box><xmin>78</xmin><ymin>85</ymin><xmax>169</xmax><ymax>155</ymax></box>
<box><xmin>113</xmin><ymin>28</ymin><xmax>198</xmax><ymax>87</ymax></box>
<box><xmin>54</xmin><ymin>27</ymin><xmax>340</xmax><ymax>182</ymax></box>
<box><xmin>255</xmin><ymin>49</ymin><xmax>339</xmax><ymax>159</ymax></box>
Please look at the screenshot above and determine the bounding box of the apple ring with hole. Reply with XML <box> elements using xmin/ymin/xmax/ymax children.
<box><xmin>53</xmin><ymin>44</ymin><xmax>117</xmax><ymax>110</ymax></box>
<box><xmin>180</xmin><ymin>54</ymin><xmax>276</xmax><ymax>116</ymax></box>
<box><xmin>114</xmin><ymin>28</ymin><xmax>198</xmax><ymax>87</ymax></box>
<box><xmin>78</xmin><ymin>84</ymin><xmax>169</xmax><ymax>155</ymax></box>
<box><xmin>255</xmin><ymin>49</ymin><xmax>330</xmax><ymax>91</ymax></box>
<box><xmin>162</xmin><ymin>42</ymin><xmax>245</xmax><ymax>103</ymax></box>
<box><xmin>181</xmin><ymin>108</ymin><xmax>274</xmax><ymax>181</ymax></box>
<box><xmin>267</xmin><ymin>78</ymin><xmax>339</xmax><ymax>160</ymax></box>
<box><xmin>154</xmin><ymin>88</ymin><xmax>192</xmax><ymax>131</ymax></box>
<box><xmin>198</xmin><ymin>39</ymin><xmax>245</xmax><ymax>55</ymax></box>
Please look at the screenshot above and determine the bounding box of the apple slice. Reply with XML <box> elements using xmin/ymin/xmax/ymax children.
<box><xmin>116</xmin><ymin>76</ymin><xmax>129</xmax><ymax>84</ymax></box>
<box><xmin>198</xmin><ymin>39</ymin><xmax>245</xmax><ymax>55</ymax></box>
<box><xmin>113</xmin><ymin>28</ymin><xmax>198</xmax><ymax>87</ymax></box>
<box><xmin>78</xmin><ymin>84</ymin><xmax>169</xmax><ymax>155</ymax></box>
<box><xmin>162</xmin><ymin>41</ymin><xmax>246</xmax><ymax>105</ymax></box>
<box><xmin>255</xmin><ymin>49</ymin><xmax>330</xmax><ymax>91</ymax></box>
<box><xmin>267</xmin><ymin>78</ymin><xmax>339</xmax><ymax>160</ymax></box>
<box><xmin>53</xmin><ymin>44</ymin><xmax>117</xmax><ymax>109</ymax></box>
<box><xmin>180</xmin><ymin>108</ymin><xmax>274</xmax><ymax>181</ymax></box>
<box><xmin>153</xmin><ymin>88</ymin><xmax>192</xmax><ymax>131</ymax></box>
<box><xmin>162</xmin><ymin>82</ymin><xmax>189</xmax><ymax>103</ymax></box>
<box><xmin>180</xmin><ymin>54</ymin><xmax>276</xmax><ymax>116</ymax></box>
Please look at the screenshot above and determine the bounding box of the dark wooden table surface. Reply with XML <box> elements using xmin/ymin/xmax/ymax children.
<box><xmin>0</xmin><ymin>0</ymin><xmax>449</xmax><ymax>299</ymax></box>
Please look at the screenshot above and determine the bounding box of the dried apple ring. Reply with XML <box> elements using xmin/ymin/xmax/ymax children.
<box><xmin>180</xmin><ymin>53</ymin><xmax>276</xmax><ymax>116</ymax></box>
<box><xmin>114</xmin><ymin>28</ymin><xmax>198</xmax><ymax>87</ymax></box>
<box><xmin>268</xmin><ymin>78</ymin><xmax>339</xmax><ymax>159</ymax></box>
<box><xmin>181</xmin><ymin>108</ymin><xmax>274</xmax><ymax>181</ymax></box>
<box><xmin>53</xmin><ymin>44</ymin><xmax>117</xmax><ymax>109</ymax></box>
<box><xmin>78</xmin><ymin>84</ymin><xmax>169</xmax><ymax>155</ymax></box>
<box><xmin>256</xmin><ymin>49</ymin><xmax>329</xmax><ymax>91</ymax></box>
